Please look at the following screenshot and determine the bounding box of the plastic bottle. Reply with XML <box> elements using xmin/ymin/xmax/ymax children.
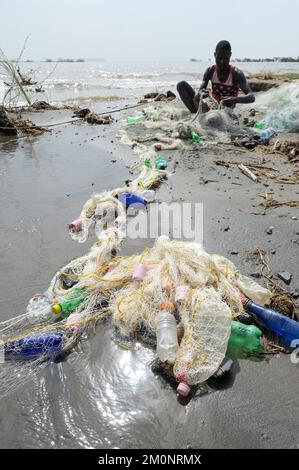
<box><xmin>227</xmin><ymin>320</ymin><xmax>262</xmax><ymax>352</ymax></box>
<box><xmin>118</xmin><ymin>192</ymin><xmax>147</xmax><ymax>209</ymax></box>
<box><xmin>26</xmin><ymin>294</ymin><xmax>54</xmax><ymax>324</ymax></box>
<box><xmin>259</xmin><ymin>127</ymin><xmax>276</xmax><ymax>140</ymax></box>
<box><xmin>126</xmin><ymin>114</ymin><xmax>146</xmax><ymax>125</ymax></box>
<box><xmin>243</xmin><ymin>299</ymin><xmax>299</xmax><ymax>345</ymax></box>
<box><xmin>5</xmin><ymin>331</ymin><xmax>63</xmax><ymax>359</ymax></box>
<box><xmin>210</xmin><ymin>358</ymin><xmax>234</xmax><ymax>381</ymax></box>
<box><xmin>144</xmin><ymin>158</ymin><xmax>151</xmax><ymax>168</ymax></box>
<box><xmin>68</xmin><ymin>218</ymin><xmax>82</xmax><ymax>232</ymax></box>
<box><xmin>155</xmin><ymin>155</ymin><xmax>167</xmax><ymax>170</ymax></box>
<box><xmin>191</xmin><ymin>131</ymin><xmax>201</xmax><ymax>143</ymax></box>
<box><xmin>155</xmin><ymin>312</ymin><xmax>179</xmax><ymax>364</ymax></box>
<box><xmin>52</xmin><ymin>288</ymin><xmax>87</xmax><ymax>319</ymax></box>
<box><xmin>254</xmin><ymin>121</ymin><xmax>266</xmax><ymax>130</ymax></box>
<box><xmin>235</xmin><ymin>273</ymin><xmax>272</xmax><ymax>306</ymax></box>
<box><xmin>131</xmin><ymin>189</ymin><xmax>155</xmax><ymax>202</ymax></box>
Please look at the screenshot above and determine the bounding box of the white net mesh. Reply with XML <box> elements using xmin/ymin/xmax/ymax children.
<box><xmin>251</xmin><ymin>83</ymin><xmax>299</xmax><ymax>133</ymax></box>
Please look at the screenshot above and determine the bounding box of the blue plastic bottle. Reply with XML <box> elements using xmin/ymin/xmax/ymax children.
<box><xmin>5</xmin><ymin>332</ymin><xmax>63</xmax><ymax>359</ymax></box>
<box><xmin>244</xmin><ymin>299</ymin><xmax>299</xmax><ymax>346</ymax></box>
<box><xmin>119</xmin><ymin>192</ymin><xmax>147</xmax><ymax>209</ymax></box>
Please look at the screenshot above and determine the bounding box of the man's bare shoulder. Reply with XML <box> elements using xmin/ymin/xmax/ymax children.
<box><xmin>233</xmin><ymin>66</ymin><xmax>247</xmax><ymax>81</ymax></box>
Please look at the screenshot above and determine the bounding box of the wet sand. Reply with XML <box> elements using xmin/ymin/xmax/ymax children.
<box><xmin>0</xmin><ymin>109</ymin><xmax>298</xmax><ymax>449</ymax></box>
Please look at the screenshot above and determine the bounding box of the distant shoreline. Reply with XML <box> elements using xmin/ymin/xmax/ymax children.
<box><xmin>8</xmin><ymin>58</ymin><xmax>106</xmax><ymax>63</ymax></box>
<box><xmin>191</xmin><ymin>57</ymin><xmax>299</xmax><ymax>63</ymax></box>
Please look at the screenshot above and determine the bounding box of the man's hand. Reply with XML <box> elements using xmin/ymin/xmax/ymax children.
<box><xmin>222</xmin><ymin>96</ymin><xmax>237</xmax><ymax>108</ymax></box>
<box><xmin>193</xmin><ymin>89</ymin><xmax>209</xmax><ymax>108</ymax></box>
<box><xmin>193</xmin><ymin>93</ymin><xmax>201</xmax><ymax>108</ymax></box>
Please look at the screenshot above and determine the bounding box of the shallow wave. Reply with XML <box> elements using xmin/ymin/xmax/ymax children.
<box><xmin>92</xmin><ymin>71</ymin><xmax>201</xmax><ymax>80</ymax></box>
<box><xmin>43</xmin><ymin>80</ymin><xmax>180</xmax><ymax>90</ymax></box>
<box><xmin>62</xmin><ymin>94</ymin><xmax>134</xmax><ymax>103</ymax></box>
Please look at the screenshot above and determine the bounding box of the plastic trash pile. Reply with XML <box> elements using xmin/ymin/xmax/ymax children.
<box><xmin>2</xmin><ymin>167</ymin><xmax>298</xmax><ymax>400</ymax></box>
<box><xmin>1</xmin><ymin>98</ymin><xmax>298</xmax><ymax>401</ymax></box>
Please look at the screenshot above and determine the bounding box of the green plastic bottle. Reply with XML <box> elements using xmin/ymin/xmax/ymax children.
<box><xmin>227</xmin><ymin>321</ymin><xmax>262</xmax><ymax>358</ymax></box>
<box><xmin>254</xmin><ymin>122</ymin><xmax>266</xmax><ymax>130</ymax></box>
<box><xmin>52</xmin><ymin>288</ymin><xmax>87</xmax><ymax>319</ymax></box>
<box><xmin>155</xmin><ymin>155</ymin><xmax>167</xmax><ymax>170</ymax></box>
<box><xmin>144</xmin><ymin>158</ymin><xmax>151</xmax><ymax>168</ymax></box>
<box><xmin>191</xmin><ymin>131</ymin><xmax>201</xmax><ymax>143</ymax></box>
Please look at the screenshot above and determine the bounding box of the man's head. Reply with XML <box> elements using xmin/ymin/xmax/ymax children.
<box><xmin>214</xmin><ymin>40</ymin><xmax>232</xmax><ymax>70</ymax></box>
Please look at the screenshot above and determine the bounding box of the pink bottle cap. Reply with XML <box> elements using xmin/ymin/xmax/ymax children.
<box><xmin>132</xmin><ymin>263</ymin><xmax>148</xmax><ymax>282</ymax></box>
<box><xmin>68</xmin><ymin>218</ymin><xmax>82</xmax><ymax>232</ymax></box>
<box><xmin>175</xmin><ymin>285</ymin><xmax>189</xmax><ymax>304</ymax></box>
<box><xmin>177</xmin><ymin>382</ymin><xmax>191</xmax><ymax>397</ymax></box>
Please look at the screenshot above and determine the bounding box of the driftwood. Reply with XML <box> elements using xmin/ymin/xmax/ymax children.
<box><xmin>238</xmin><ymin>163</ymin><xmax>259</xmax><ymax>182</ymax></box>
<box><xmin>259</xmin><ymin>192</ymin><xmax>299</xmax><ymax>208</ymax></box>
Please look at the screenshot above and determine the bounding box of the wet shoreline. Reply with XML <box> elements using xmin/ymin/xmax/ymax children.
<box><xmin>0</xmin><ymin>106</ymin><xmax>298</xmax><ymax>449</ymax></box>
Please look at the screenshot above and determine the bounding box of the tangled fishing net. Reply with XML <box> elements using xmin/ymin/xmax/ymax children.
<box><xmin>252</xmin><ymin>83</ymin><xmax>299</xmax><ymax>133</ymax></box>
<box><xmin>0</xmin><ymin>183</ymin><xmax>272</xmax><ymax>400</ymax></box>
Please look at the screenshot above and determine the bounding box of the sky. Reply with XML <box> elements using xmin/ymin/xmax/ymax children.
<box><xmin>1</xmin><ymin>0</ymin><xmax>298</xmax><ymax>61</ymax></box>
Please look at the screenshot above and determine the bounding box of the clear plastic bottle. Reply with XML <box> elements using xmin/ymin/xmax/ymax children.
<box><xmin>131</xmin><ymin>189</ymin><xmax>155</xmax><ymax>202</ymax></box>
<box><xmin>235</xmin><ymin>273</ymin><xmax>272</xmax><ymax>306</ymax></box>
<box><xmin>259</xmin><ymin>127</ymin><xmax>275</xmax><ymax>140</ymax></box>
<box><xmin>155</xmin><ymin>312</ymin><xmax>179</xmax><ymax>364</ymax></box>
<box><xmin>26</xmin><ymin>294</ymin><xmax>54</xmax><ymax>324</ymax></box>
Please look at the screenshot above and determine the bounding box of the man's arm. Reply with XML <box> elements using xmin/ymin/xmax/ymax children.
<box><xmin>198</xmin><ymin>66</ymin><xmax>213</xmax><ymax>92</ymax></box>
<box><xmin>222</xmin><ymin>69</ymin><xmax>255</xmax><ymax>107</ymax></box>
<box><xmin>193</xmin><ymin>67</ymin><xmax>213</xmax><ymax>107</ymax></box>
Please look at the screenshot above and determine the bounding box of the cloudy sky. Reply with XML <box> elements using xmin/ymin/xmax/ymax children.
<box><xmin>1</xmin><ymin>0</ymin><xmax>298</xmax><ymax>61</ymax></box>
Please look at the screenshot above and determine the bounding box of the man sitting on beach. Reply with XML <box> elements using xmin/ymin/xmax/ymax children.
<box><xmin>177</xmin><ymin>40</ymin><xmax>255</xmax><ymax>113</ymax></box>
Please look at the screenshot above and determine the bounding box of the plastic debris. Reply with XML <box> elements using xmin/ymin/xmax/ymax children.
<box><xmin>243</xmin><ymin>298</ymin><xmax>299</xmax><ymax>346</ymax></box>
<box><xmin>235</xmin><ymin>273</ymin><xmax>273</xmax><ymax>306</ymax></box>
<box><xmin>118</xmin><ymin>192</ymin><xmax>147</xmax><ymax>209</ymax></box>
<box><xmin>191</xmin><ymin>131</ymin><xmax>201</xmax><ymax>143</ymax></box>
<box><xmin>155</xmin><ymin>155</ymin><xmax>167</xmax><ymax>170</ymax></box>
<box><xmin>4</xmin><ymin>332</ymin><xmax>63</xmax><ymax>359</ymax></box>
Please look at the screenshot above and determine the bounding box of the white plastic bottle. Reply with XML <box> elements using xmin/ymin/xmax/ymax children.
<box><xmin>155</xmin><ymin>312</ymin><xmax>179</xmax><ymax>364</ymax></box>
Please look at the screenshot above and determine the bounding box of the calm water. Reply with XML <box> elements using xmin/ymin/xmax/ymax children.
<box><xmin>1</xmin><ymin>60</ymin><xmax>299</xmax><ymax>109</ymax></box>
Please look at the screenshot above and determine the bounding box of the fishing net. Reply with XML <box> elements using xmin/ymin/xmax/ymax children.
<box><xmin>118</xmin><ymin>100</ymin><xmax>256</xmax><ymax>171</ymax></box>
<box><xmin>0</xmin><ymin>97</ymin><xmax>277</xmax><ymax>400</ymax></box>
<box><xmin>252</xmin><ymin>83</ymin><xmax>299</xmax><ymax>133</ymax></box>
<box><xmin>1</xmin><ymin>216</ymin><xmax>268</xmax><ymax>400</ymax></box>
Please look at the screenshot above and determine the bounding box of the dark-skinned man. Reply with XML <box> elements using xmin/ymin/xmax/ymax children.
<box><xmin>177</xmin><ymin>40</ymin><xmax>255</xmax><ymax>113</ymax></box>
